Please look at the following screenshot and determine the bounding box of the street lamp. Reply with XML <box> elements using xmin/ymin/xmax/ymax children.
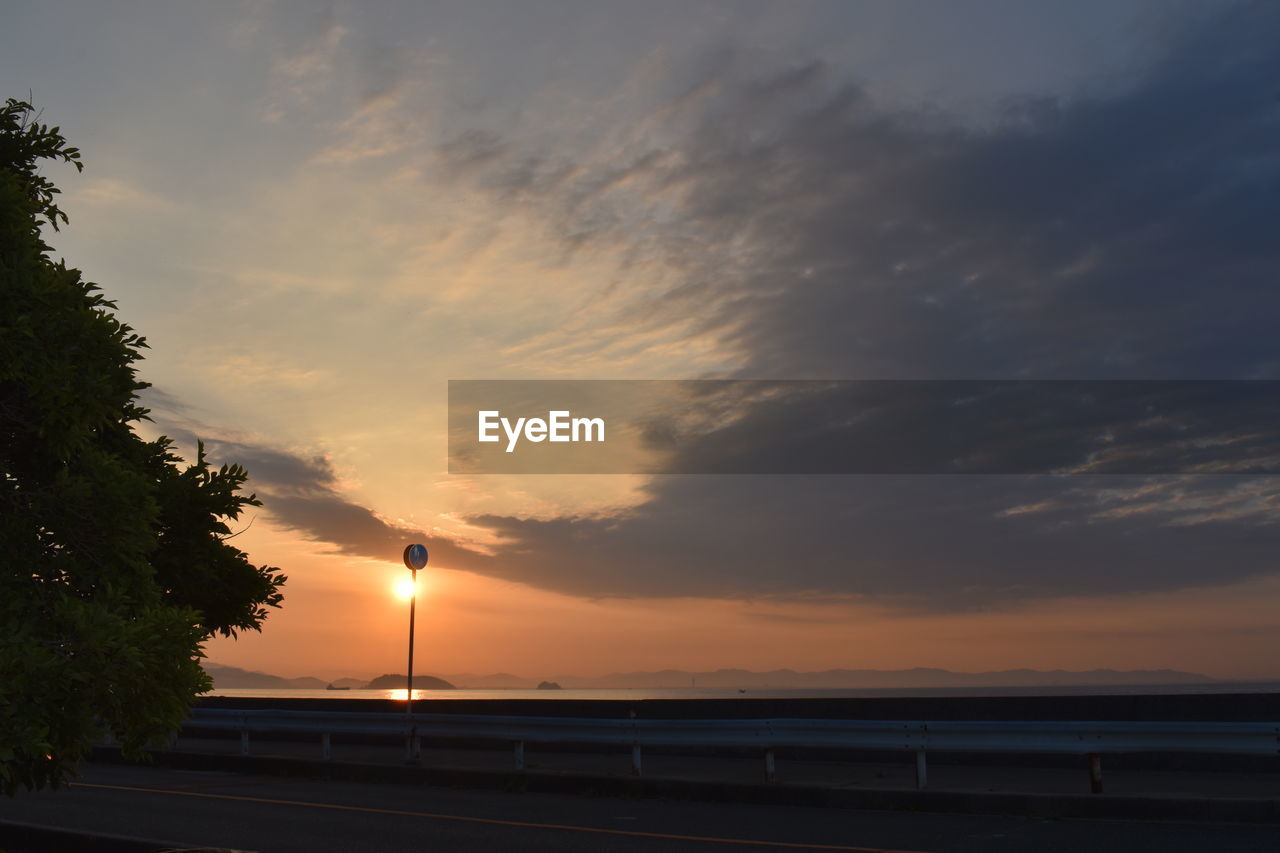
<box><xmin>402</xmin><ymin>543</ymin><xmax>428</xmax><ymax>762</ymax></box>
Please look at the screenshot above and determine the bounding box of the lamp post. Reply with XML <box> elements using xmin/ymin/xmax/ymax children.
<box><xmin>402</xmin><ymin>543</ymin><xmax>428</xmax><ymax>762</ymax></box>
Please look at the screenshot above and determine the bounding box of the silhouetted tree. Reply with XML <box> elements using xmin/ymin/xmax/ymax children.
<box><xmin>0</xmin><ymin>99</ymin><xmax>286</xmax><ymax>794</ymax></box>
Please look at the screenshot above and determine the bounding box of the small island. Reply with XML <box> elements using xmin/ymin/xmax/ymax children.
<box><xmin>365</xmin><ymin>673</ymin><xmax>456</xmax><ymax>690</ymax></box>
<box><xmin>536</xmin><ymin>680</ymin><xmax>562</xmax><ymax>690</ymax></box>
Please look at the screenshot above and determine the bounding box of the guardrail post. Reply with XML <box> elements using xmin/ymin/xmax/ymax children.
<box><xmin>404</xmin><ymin>721</ymin><xmax>423</xmax><ymax>764</ymax></box>
<box><xmin>915</xmin><ymin>751</ymin><xmax>927</xmax><ymax>789</ymax></box>
<box><xmin>514</xmin><ymin>741</ymin><xmax>525</xmax><ymax>771</ymax></box>
<box><xmin>764</xmin><ymin>748</ymin><xmax>776</xmax><ymax>783</ymax></box>
<box><xmin>631</xmin><ymin>744</ymin><xmax>642</xmax><ymax>776</ymax></box>
<box><xmin>321</xmin><ymin>732</ymin><xmax>331</xmax><ymax>761</ymax></box>
<box><xmin>240</xmin><ymin>730</ymin><xmax>250</xmax><ymax>756</ymax></box>
<box><xmin>1088</xmin><ymin>753</ymin><xmax>1103</xmax><ymax>794</ymax></box>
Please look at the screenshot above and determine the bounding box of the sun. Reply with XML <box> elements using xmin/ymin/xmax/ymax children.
<box><xmin>393</xmin><ymin>576</ymin><xmax>417</xmax><ymax>600</ymax></box>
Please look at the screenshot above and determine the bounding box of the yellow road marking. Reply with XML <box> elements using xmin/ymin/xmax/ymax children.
<box><xmin>69</xmin><ymin>781</ymin><xmax>930</xmax><ymax>853</ymax></box>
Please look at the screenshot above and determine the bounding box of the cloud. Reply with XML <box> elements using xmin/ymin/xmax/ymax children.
<box><xmin>274</xmin><ymin>24</ymin><xmax>347</xmax><ymax>83</ymax></box>
<box><xmin>464</xmin><ymin>473</ymin><xmax>1280</xmax><ymax>607</ymax></box>
<box><xmin>691</xmin><ymin>6</ymin><xmax>1280</xmax><ymax>381</ymax></box>
<box><xmin>137</xmin><ymin>390</ymin><xmax>489</xmax><ymax>571</ymax></box>
<box><xmin>142</xmin><ymin>388</ymin><xmax>1280</xmax><ymax>609</ymax></box>
<box><xmin>432</xmin><ymin>3</ymin><xmax>1280</xmax><ymax>381</ymax></box>
<box><xmin>312</xmin><ymin>85</ymin><xmax>419</xmax><ymax>165</ymax></box>
<box><xmin>74</xmin><ymin>178</ymin><xmax>178</xmax><ymax>214</ymax></box>
<box><xmin>647</xmin><ymin>380</ymin><xmax>1280</xmax><ymax>475</ymax></box>
<box><xmin>139</xmin><ymin>5</ymin><xmax>1280</xmax><ymax>611</ymax></box>
<box><xmin>199</xmin><ymin>436</ymin><xmax>489</xmax><ymax>570</ymax></box>
<box><xmin>419</xmin><ymin>3</ymin><xmax>1280</xmax><ymax>607</ymax></box>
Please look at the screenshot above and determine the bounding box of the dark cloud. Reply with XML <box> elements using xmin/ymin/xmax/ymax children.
<box><xmin>428</xmin><ymin>4</ymin><xmax>1280</xmax><ymax>607</ymax></box>
<box><xmin>662</xmin><ymin>380</ymin><xmax>1280</xmax><ymax>475</ymax></box>
<box><xmin>435</xmin><ymin>4</ymin><xmax>1280</xmax><ymax>380</ymax></box>
<box><xmin>189</xmin><ymin>436</ymin><xmax>482</xmax><ymax>570</ymax></box>
<box><xmin>451</xmin><ymin>380</ymin><xmax>1280</xmax><ymax>475</ymax></box>
<box><xmin>207</xmin><ymin>440</ymin><xmax>337</xmax><ymax>494</ymax></box>
<box><xmin>699</xmin><ymin>4</ymin><xmax>1280</xmax><ymax>380</ymax></box>
<box><xmin>467</xmin><ymin>474</ymin><xmax>1280</xmax><ymax>606</ymax></box>
<box><xmin>137</xmin><ymin>386</ymin><xmax>195</xmax><ymax>419</ymax></box>
<box><xmin>140</xmin><ymin>391</ymin><xmax>488</xmax><ymax>570</ymax></box>
<box><xmin>150</xmin><ymin>421</ymin><xmax>1280</xmax><ymax>608</ymax></box>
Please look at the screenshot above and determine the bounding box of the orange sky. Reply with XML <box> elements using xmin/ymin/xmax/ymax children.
<box><xmin>12</xmin><ymin>2</ymin><xmax>1280</xmax><ymax>683</ymax></box>
<box><xmin>200</xmin><ymin>520</ymin><xmax>1280</xmax><ymax>681</ymax></box>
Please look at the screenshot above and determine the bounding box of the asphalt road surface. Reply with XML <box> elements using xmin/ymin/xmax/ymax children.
<box><xmin>1</xmin><ymin>764</ymin><xmax>1277</xmax><ymax>853</ymax></box>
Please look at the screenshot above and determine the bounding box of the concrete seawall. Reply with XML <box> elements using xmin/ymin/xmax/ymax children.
<box><xmin>197</xmin><ymin>690</ymin><xmax>1280</xmax><ymax>721</ymax></box>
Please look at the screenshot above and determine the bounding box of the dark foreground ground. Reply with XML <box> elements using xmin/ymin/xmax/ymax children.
<box><xmin>3</xmin><ymin>763</ymin><xmax>1279</xmax><ymax>853</ymax></box>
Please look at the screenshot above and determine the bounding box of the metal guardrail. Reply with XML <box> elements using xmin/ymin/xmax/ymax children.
<box><xmin>180</xmin><ymin>709</ymin><xmax>1280</xmax><ymax>792</ymax></box>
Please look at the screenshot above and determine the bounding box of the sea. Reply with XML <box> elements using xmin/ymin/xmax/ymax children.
<box><xmin>207</xmin><ymin>681</ymin><xmax>1280</xmax><ymax>702</ymax></box>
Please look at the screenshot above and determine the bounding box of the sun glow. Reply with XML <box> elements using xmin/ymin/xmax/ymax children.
<box><xmin>393</xmin><ymin>575</ymin><xmax>417</xmax><ymax>600</ymax></box>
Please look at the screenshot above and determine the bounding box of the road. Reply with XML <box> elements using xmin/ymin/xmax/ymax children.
<box><xmin>1</xmin><ymin>764</ymin><xmax>1276</xmax><ymax>852</ymax></box>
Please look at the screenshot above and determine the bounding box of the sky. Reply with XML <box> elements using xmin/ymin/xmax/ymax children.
<box><xmin>5</xmin><ymin>0</ymin><xmax>1280</xmax><ymax>681</ymax></box>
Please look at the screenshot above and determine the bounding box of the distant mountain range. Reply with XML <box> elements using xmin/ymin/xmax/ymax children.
<box><xmin>204</xmin><ymin>663</ymin><xmax>453</xmax><ymax>690</ymax></box>
<box><xmin>204</xmin><ymin>663</ymin><xmax>332</xmax><ymax>689</ymax></box>
<box><xmin>204</xmin><ymin>663</ymin><xmax>1216</xmax><ymax>690</ymax></box>
<box><xmin>526</xmin><ymin>667</ymin><xmax>1219</xmax><ymax>689</ymax></box>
